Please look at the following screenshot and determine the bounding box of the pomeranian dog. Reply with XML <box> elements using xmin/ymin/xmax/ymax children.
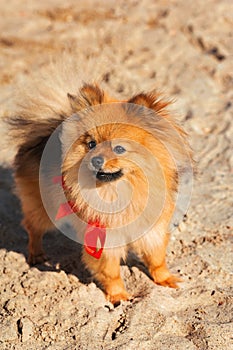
<box><xmin>7</xmin><ymin>68</ymin><xmax>192</xmax><ymax>305</ymax></box>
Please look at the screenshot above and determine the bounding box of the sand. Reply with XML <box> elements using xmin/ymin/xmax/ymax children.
<box><xmin>0</xmin><ymin>0</ymin><xmax>232</xmax><ymax>349</ymax></box>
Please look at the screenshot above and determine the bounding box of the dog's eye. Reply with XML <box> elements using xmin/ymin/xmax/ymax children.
<box><xmin>88</xmin><ymin>140</ymin><xmax>96</xmax><ymax>149</ymax></box>
<box><xmin>113</xmin><ymin>145</ymin><xmax>126</xmax><ymax>154</ymax></box>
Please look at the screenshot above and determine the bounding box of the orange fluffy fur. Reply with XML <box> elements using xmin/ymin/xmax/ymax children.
<box><xmin>7</xmin><ymin>72</ymin><xmax>191</xmax><ymax>305</ymax></box>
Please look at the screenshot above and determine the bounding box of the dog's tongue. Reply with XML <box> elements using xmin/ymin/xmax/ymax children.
<box><xmin>84</xmin><ymin>222</ymin><xmax>106</xmax><ymax>259</ymax></box>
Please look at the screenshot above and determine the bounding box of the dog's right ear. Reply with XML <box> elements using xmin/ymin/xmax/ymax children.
<box><xmin>128</xmin><ymin>92</ymin><xmax>170</xmax><ymax>114</ymax></box>
<box><xmin>67</xmin><ymin>84</ymin><xmax>105</xmax><ymax>110</ymax></box>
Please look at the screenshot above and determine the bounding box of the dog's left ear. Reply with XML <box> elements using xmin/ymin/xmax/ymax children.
<box><xmin>128</xmin><ymin>92</ymin><xmax>169</xmax><ymax>114</ymax></box>
<box><xmin>68</xmin><ymin>84</ymin><xmax>105</xmax><ymax>110</ymax></box>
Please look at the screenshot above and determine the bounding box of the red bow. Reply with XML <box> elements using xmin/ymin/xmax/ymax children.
<box><xmin>53</xmin><ymin>176</ymin><xmax>106</xmax><ymax>259</ymax></box>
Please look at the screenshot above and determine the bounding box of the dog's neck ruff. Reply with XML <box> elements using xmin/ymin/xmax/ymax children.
<box><xmin>53</xmin><ymin>176</ymin><xmax>106</xmax><ymax>259</ymax></box>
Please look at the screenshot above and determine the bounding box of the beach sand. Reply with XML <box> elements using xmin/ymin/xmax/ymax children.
<box><xmin>0</xmin><ymin>1</ymin><xmax>232</xmax><ymax>349</ymax></box>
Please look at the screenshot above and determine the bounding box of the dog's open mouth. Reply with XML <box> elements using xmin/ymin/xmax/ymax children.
<box><xmin>95</xmin><ymin>169</ymin><xmax>123</xmax><ymax>182</ymax></box>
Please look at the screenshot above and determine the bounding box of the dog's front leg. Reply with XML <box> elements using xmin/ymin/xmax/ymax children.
<box><xmin>82</xmin><ymin>249</ymin><xmax>131</xmax><ymax>305</ymax></box>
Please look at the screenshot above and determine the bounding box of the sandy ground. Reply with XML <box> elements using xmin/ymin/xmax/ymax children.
<box><xmin>0</xmin><ymin>0</ymin><xmax>233</xmax><ymax>349</ymax></box>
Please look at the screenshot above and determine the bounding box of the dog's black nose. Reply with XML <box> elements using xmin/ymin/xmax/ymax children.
<box><xmin>91</xmin><ymin>156</ymin><xmax>104</xmax><ymax>169</ymax></box>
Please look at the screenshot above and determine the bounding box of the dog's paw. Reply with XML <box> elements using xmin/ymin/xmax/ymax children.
<box><xmin>28</xmin><ymin>252</ymin><xmax>48</xmax><ymax>266</ymax></box>
<box><xmin>150</xmin><ymin>266</ymin><xmax>182</xmax><ymax>289</ymax></box>
<box><xmin>155</xmin><ymin>274</ymin><xmax>182</xmax><ymax>289</ymax></box>
<box><xmin>107</xmin><ymin>291</ymin><xmax>133</xmax><ymax>306</ymax></box>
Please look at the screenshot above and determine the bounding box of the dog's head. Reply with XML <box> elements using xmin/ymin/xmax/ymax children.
<box><xmin>61</xmin><ymin>83</ymin><xmax>175</xmax><ymax>184</ymax></box>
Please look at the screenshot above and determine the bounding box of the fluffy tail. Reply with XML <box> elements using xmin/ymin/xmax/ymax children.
<box><xmin>5</xmin><ymin>59</ymin><xmax>109</xmax><ymax>165</ymax></box>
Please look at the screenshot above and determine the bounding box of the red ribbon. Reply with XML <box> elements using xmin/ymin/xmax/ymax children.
<box><xmin>84</xmin><ymin>221</ymin><xmax>106</xmax><ymax>259</ymax></box>
<box><xmin>53</xmin><ymin>176</ymin><xmax>106</xmax><ymax>259</ymax></box>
